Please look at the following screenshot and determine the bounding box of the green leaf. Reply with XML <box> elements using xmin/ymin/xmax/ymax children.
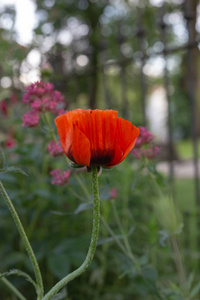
<box><xmin>190</xmin><ymin>282</ymin><xmax>200</xmax><ymax>299</ymax></box>
<box><xmin>0</xmin><ymin>166</ymin><xmax>28</xmax><ymax>176</ymax></box>
<box><xmin>187</xmin><ymin>273</ymin><xmax>194</xmax><ymax>291</ymax></box>
<box><xmin>2</xmin><ymin>253</ymin><xmax>26</xmax><ymax>268</ymax></box>
<box><xmin>118</xmin><ymin>267</ymin><xmax>137</xmax><ymax>279</ymax></box>
<box><xmin>50</xmin><ymin>210</ymin><xmax>71</xmax><ymax>216</ymax></box>
<box><xmin>97</xmin><ymin>235</ymin><xmax>124</xmax><ymax>246</ymax></box>
<box><xmin>142</xmin><ymin>266</ymin><xmax>158</xmax><ymax>281</ymax></box>
<box><xmin>139</xmin><ymin>254</ymin><xmax>149</xmax><ymax>266</ymax></box>
<box><xmin>51</xmin><ymin>288</ymin><xmax>67</xmax><ymax>300</ymax></box>
<box><xmin>74</xmin><ymin>202</ymin><xmax>92</xmax><ymax>214</ymax></box>
<box><xmin>47</xmin><ymin>254</ymin><xmax>70</xmax><ymax>279</ymax></box>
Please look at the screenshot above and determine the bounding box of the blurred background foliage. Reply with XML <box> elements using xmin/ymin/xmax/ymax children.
<box><xmin>0</xmin><ymin>0</ymin><xmax>199</xmax><ymax>134</ymax></box>
<box><xmin>0</xmin><ymin>0</ymin><xmax>200</xmax><ymax>299</ymax></box>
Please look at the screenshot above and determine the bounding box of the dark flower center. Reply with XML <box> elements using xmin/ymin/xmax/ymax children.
<box><xmin>90</xmin><ymin>148</ymin><xmax>114</xmax><ymax>166</ymax></box>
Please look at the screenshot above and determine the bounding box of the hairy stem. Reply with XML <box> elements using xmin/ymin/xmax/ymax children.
<box><xmin>42</xmin><ymin>166</ymin><xmax>100</xmax><ymax>300</ymax></box>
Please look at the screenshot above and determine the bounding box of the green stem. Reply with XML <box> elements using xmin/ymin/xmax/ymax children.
<box><xmin>74</xmin><ymin>173</ymin><xmax>91</xmax><ymax>199</ymax></box>
<box><xmin>98</xmin><ymin>203</ymin><xmax>110</xmax><ymax>292</ymax></box>
<box><xmin>68</xmin><ymin>186</ymin><xmax>86</xmax><ymax>202</ymax></box>
<box><xmin>0</xmin><ymin>181</ymin><xmax>44</xmax><ymax>300</ymax></box>
<box><xmin>42</xmin><ymin>111</ymin><xmax>57</xmax><ymax>142</ymax></box>
<box><xmin>100</xmin><ymin>215</ymin><xmax>127</xmax><ymax>254</ymax></box>
<box><xmin>112</xmin><ymin>202</ymin><xmax>141</xmax><ymax>274</ymax></box>
<box><xmin>0</xmin><ymin>277</ymin><xmax>27</xmax><ymax>300</ymax></box>
<box><xmin>42</xmin><ymin>166</ymin><xmax>100</xmax><ymax>300</ymax></box>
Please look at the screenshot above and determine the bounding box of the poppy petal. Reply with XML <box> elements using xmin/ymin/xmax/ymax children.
<box><xmin>55</xmin><ymin>109</ymin><xmax>84</xmax><ymax>156</ymax></box>
<box><xmin>75</xmin><ymin>109</ymin><xmax>118</xmax><ymax>165</ymax></box>
<box><xmin>90</xmin><ymin>110</ymin><xmax>118</xmax><ymax>164</ymax></box>
<box><xmin>54</xmin><ymin>114</ymin><xmax>71</xmax><ymax>155</ymax></box>
<box><xmin>116</xmin><ymin>117</ymin><xmax>139</xmax><ymax>161</ymax></box>
<box><xmin>55</xmin><ymin>109</ymin><xmax>139</xmax><ymax>168</ymax></box>
<box><xmin>105</xmin><ymin>138</ymin><xmax>123</xmax><ymax>167</ymax></box>
<box><xmin>72</xmin><ymin>124</ymin><xmax>91</xmax><ymax>166</ymax></box>
<box><xmin>107</xmin><ymin>118</ymin><xmax>139</xmax><ymax>167</ymax></box>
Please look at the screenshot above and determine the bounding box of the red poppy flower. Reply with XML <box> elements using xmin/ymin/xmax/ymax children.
<box><xmin>55</xmin><ymin>109</ymin><xmax>139</xmax><ymax>168</ymax></box>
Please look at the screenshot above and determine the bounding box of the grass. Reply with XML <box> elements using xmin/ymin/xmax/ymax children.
<box><xmin>175</xmin><ymin>139</ymin><xmax>200</xmax><ymax>160</ymax></box>
<box><xmin>175</xmin><ymin>179</ymin><xmax>196</xmax><ymax>212</ymax></box>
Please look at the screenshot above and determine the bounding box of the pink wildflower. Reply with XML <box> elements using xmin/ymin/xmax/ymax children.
<box><xmin>131</xmin><ymin>127</ymin><xmax>160</xmax><ymax>161</ymax></box>
<box><xmin>131</xmin><ymin>149</ymin><xmax>142</xmax><ymax>160</ymax></box>
<box><xmin>22</xmin><ymin>81</ymin><xmax>64</xmax><ymax>113</ymax></box>
<box><xmin>22</xmin><ymin>81</ymin><xmax>66</xmax><ymax>127</ymax></box>
<box><xmin>0</xmin><ymin>100</ymin><xmax>8</xmax><ymax>117</ymax></box>
<box><xmin>135</xmin><ymin>126</ymin><xmax>154</xmax><ymax>148</ymax></box>
<box><xmin>109</xmin><ymin>188</ymin><xmax>117</xmax><ymax>199</ymax></box>
<box><xmin>5</xmin><ymin>133</ymin><xmax>16</xmax><ymax>148</ymax></box>
<box><xmin>141</xmin><ymin>145</ymin><xmax>161</xmax><ymax>159</ymax></box>
<box><xmin>54</xmin><ymin>108</ymin><xmax>66</xmax><ymax>116</ymax></box>
<box><xmin>31</xmin><ymin>98</ymin><xmax>42</xmax><ymax>110</ymax></box>
<box><xmin>47</xmin><ymin>140</ymin><xmax>63</xmax><ymax>157</ymax></box>
<box><xmin>50</xmin><ymin>169</ymin><xmax>71</xmax><ymax>186</ymax></box>
<box><xmin>22</xmin><ymin>110</ymin><xmax>40</xmax><ymax>127</ymax></box>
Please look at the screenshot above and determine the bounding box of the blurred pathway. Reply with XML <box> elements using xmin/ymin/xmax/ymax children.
<box><xmin>157</xmin><ymin>160</ymin><xmax>200</xmax><ymax>178</ymax></box>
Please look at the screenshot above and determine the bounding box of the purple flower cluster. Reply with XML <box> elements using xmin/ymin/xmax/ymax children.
<box><xmin>22</xmin><ymin>110</ymin><xmax>40</xmax><ymax>127</ymax></box>
<box><xmin>135</xmin><ymin>126</ymin><xmax>154</xmax><ymax>148</ymax></box>
<box><xmin>132</xmin><ymin>145</ymin><xmax>160</xmax><ymax>160</ymax></box>
<box><xmin>50</xmin><ymin>169</ymin><xmax>71</xmax><ymax>186</ymax></box>
<box><xmin>132</xmin><ymin>126</ymin><xmax>160</xmax><ymax>160</ymax></box>
<box><xmin>141</xmin><ymin>145</ymin><xmax>161</xmax><ymax>159</ymax></box>
<box><xmin>21</xmin><ymin>81</ymin><xmax>70</xmax><ymax>186</ymax></box>
<box><xmin>47</xmin><ymin>140</ymin><xmax>63</xmax><ymax>157</ymax></box>
<box><xmin>22</xmin><ymin>81</ymin><xmax>65</xmax><ymax>127</ymax></box>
